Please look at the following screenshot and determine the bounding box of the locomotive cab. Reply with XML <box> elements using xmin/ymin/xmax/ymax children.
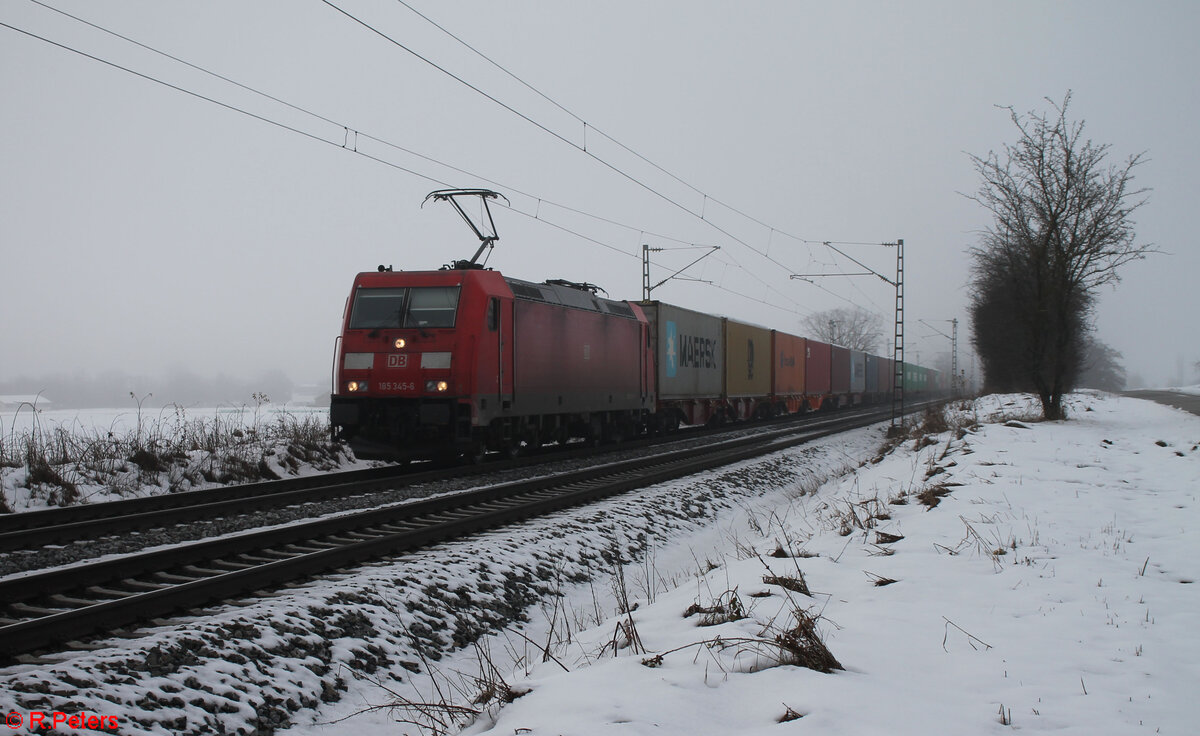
<box><xmin>331</xmin><ymin>267</ymin><xmax>514</xmax><ymax>460</ymax></box>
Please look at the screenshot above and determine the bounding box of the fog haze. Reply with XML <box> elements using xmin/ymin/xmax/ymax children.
<box><xmin>3</xmin><ymin>1</ymin><xmax>1197</xmax><ymax>406</ymax></box>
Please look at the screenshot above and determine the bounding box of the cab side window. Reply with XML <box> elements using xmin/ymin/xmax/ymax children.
<box><xmin>487</xmin><ymin>298</ymin><xmax>500</xmax><ymax>331</ymax></box>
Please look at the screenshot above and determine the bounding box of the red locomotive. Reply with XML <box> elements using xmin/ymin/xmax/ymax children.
<box><xmin>331</xmin><ymin>266</ymin><xmax>654</xmax><ymax>460</ymax></box>
<box><xmin>330</xmin><ymin>190</ymin><xmax>942</xmax><ymax>461</ymax></box>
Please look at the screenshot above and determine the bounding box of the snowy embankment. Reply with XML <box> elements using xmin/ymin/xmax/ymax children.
<box><xmin>1</xmin><ymin>393</ymin><xmax>1195</xmax><ymax>735</ymax></box>
<box><xmin>431</xmin><ymin>392</ymin><xmax>1199</xmax><ymax>736</ymax></box>
<box><xmin>322</xmin><ymin>392</ymin><xmax>1194</xmax><ymax>736</ymax></box>
<box><xmin>1</xmin><ymin>404</ymin><xmax>362</xmax><ymax>513</ymax></box>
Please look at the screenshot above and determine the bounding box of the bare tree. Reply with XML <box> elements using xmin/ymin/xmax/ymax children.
<box><xmin>801</xmin><ymin>306</ymin><xmax>884</xmax><ymax>352</ymax></box>
<box><xmin>1077</xmin><ymin>338</ymin><xmax>1126</xmax><ymax>393</ymax></box>
<box><xmin>966</xmin><ymin>92</ymin><xmax>1152</xmax><ymax>419</ymax></box>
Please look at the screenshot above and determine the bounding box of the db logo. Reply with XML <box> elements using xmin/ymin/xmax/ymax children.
<box><xmin>6</xmin><ymin>711</ymin><xmax>21</xmax><ymax>728</ymax></box>
<box><xmin>387</xmin><ymin>354</ymin><xmax>408</xmax><ymax>368</ymax></box>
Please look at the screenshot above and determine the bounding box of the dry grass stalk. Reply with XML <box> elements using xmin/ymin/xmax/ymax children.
<box><xmin>772</xmin><ymin>606</ymin><xmax>843</xmax><ymax>673</ymax></box>
<box><xmin>762</xmin><ymin>574</ymin><xmax>810</xmax><ymax>597</ymax></box>
<box><xmin>874</xmin><ymin>530</ymin><xmax>904</xmax><ymax>544</ymax></box>
<box><xmin>779</xmin><ymin>705</ymin><xmax>805</xmax><ymax>722</ymax></box>
<box><xmin>917</xmin><ymin>484</ymin><xmax>954</xmax><ymax>509</ymax></box>
<box><xmin>683</xmin><ymin>590</ymin><xmax>747</xmax><ymax>627</ymax></box>
<box><xmin>864</xmin><ymin>571</ymin><xmax>898</xmax><ymax>587</ymax></box>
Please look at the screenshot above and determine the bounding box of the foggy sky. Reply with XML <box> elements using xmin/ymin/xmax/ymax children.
<box><xmin>2</xmin><ymin>0</ymin><xmax>1198</xmax><ymax>402</ymax></box>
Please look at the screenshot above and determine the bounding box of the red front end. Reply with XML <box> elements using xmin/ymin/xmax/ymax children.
<box><xmin>330</xmin><ymin>268</ymin><xmax>513</xmax><ymax>459</ymax></box>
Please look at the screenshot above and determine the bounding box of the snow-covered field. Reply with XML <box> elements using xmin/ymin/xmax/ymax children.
<box><xmin>298</xmin><ymin>392</ymin><xmax>1198</xmax><ymax>736</ymax></box>
<box><xmin>1</xmin><ymin>404</ymin><xmax>327</xmax><ymax>437</ymax></box>
<box><xmin>1</xmin><ymin>392</ymin><xmax>1196</xmax><ymax>735</ymax></box>
<box><xmin>0</xmin><ymin>403</ymin><xmax>348</xmax><ymax>512</ymax></box>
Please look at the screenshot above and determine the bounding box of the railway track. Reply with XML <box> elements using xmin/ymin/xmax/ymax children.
<box><xmin>0</xmin><ymin>426</ymin><xmax>666</xmax><ymax>553</ymax></box>
<box><xmin>0</xmin><ymin>403</ymin><xmax>892</xmax><ymax>554</ymax></box>
<box><xmin>0</xmin><ymin>404</ymin><xmax>923</xmax><ymax>661</ymax></box>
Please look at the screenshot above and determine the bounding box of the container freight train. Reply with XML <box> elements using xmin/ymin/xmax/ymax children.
<box><xmin>330</xmin><ymin>265</ymin><xmax>942</xmax><ymax>461</ymax></box>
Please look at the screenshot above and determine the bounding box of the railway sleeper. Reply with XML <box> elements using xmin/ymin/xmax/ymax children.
<box><xmin>48</xmin><ymin>593</ymin><xmax>106</xmax><ymax>609</ymax></box>
<box><xmin>339</xmin><ymin>529</ymin><xmax>386</xmax><ymax>541</ymax></box>
<box><xmin>514</xmin><ymin>488</ymin><xmax>564</xmax><ymax>500</ymax></box>
<box><xmin>323</xmin><ymin>532</ymin><xmax>378</xmax><ymax>545</ymax></box>
<box><xmin>468</xmin><ymin>500</ymin><xmax>513</xmax><ymax>513</ymax></box>
<box><xmin>237</xmin><ymin>552</ymin><xmax>290</xmax><ymax>564</ymax></box>
<box><xmin>208</xmin><ymin>559</ymin><xmax>258</xmax><ymax>571</ymax></box>
<box><xmin>295</xmin><ymin>539</ymin><xmax>343</xmax><ymax>550</ymax></box>
<box><xmin>180</xmin><ymin>564</ymin><xmax>229</xmax><ymax>578</ymax></box>
<box><xmin>84</xmin><ymin>585</ymin><xmax>138</xmax><ymax>599</ymax></box>
<box><xmin>8</xmin><ymin>601</ymin><xmax>67</xmax><ymax>617</ymax></box>
<box><xmin>414</xmin><ymin>510</ymin><xmax>474</xmax><ymax>524</ymax></box>
<box><xmin>118</xmin><ymin>578</ymin><xmax>173</xmax><ymax>592</ymax></box>
<box><xmin>279</xmin><ymin>543</ymin><xmax>331</xmax><ymax>555</ymax></box>
<box><xmin>375</xmin><ymin>522</ymin><xmax>423</xmax><ymax>533</ymax></box>
<box><xmin>151</xmin><ymin>571</ymin><xmax>203</xmax><ymax>584</ymax></box>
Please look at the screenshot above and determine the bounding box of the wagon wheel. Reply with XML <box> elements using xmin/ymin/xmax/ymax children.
<box><xmin>460</xmin><ymin>442</ymin><xmax>487</xmax><ymax>465</ymax></box>
<box><xmin>524</xmin><ymin>426</ymin><xmax>542</xmax><ymax>453</ymax></box>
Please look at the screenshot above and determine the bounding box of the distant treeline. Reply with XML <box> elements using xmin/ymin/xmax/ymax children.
<box><xmin>0</xmin><ymin>368</ymin><xmax>306</xmax><ymax>409</ymax></box>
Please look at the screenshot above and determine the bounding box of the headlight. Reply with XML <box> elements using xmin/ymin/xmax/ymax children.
<box><xmin>394</xmin><ymin>338</ymin><xmax>406</xmax><ymax>349</ymax></box>
<box><xmin>347</xmin><ymin>381</ymin><xmax>368</xmax><ymax>392</ymax></box>
<box><xmin>425</xmin><ymin>380</ymin><xmax>449</xmax><ymax>392</ymax></box>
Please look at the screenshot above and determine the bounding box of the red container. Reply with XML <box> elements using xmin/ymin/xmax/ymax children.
<box><xmin>772</xmin><ymin>332</ymin><xmax>806</xmax><ymax>396</ymax></box>
<box><xmin>804</xmin><ymin>339</ymin><xmax>832</xmax><ymax>396</ymax></box>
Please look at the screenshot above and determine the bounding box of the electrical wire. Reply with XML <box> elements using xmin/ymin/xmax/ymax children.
<box><xmin>7</xmin><ymin>3</ymin><xmax>887</xmax><ymax>317</ymax></box>
<box><xmin>0</xmin><ymin>19</ymin><xmax>454</xmax><ymax>189</ymax></box>
<box><xmin>318</xmin><ymin>5</ymin><xmax>803</xmax><ymax>270</ymax></box>
<box><xmin>5</xmin><ymin>5</ymin><xmax>698</xmax><ymax>257</ymax></box>
<box><xmin>387</xmin><ymin>1</ymin><xmax>900</xmax><ymax>264</ymax></box>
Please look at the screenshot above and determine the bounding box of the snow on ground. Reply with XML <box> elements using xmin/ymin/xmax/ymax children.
<box><xmin>0</xmin><ymin>417</ymin><xmax>882</xmax><ymax>735</ymax></box>
<box><xmin>0</xmin><ymin>404</ymin><xmax>328</xmax><ymax>437</ymax></box>
<box><xmin>2</xmin><ymin>392</ymin><xmax>1196</xmax><ymax>735</ymax></box>
<box><xmin>0</xmin><ymin>404</ymin><xmax>362</xmax><ymax>513</ymax></box>
<box><xmin>293</xmin><ymin>392</ymin><xmax>1197</xmax><ymax>736</ymax></box>
<box><xmin>1171</xmin><ymin>384</ymin><xmax>1200</xmax><ymax>396</ymax></box>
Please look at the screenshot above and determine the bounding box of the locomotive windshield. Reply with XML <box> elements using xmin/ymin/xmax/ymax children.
<box><xmin>349</xmin><ymin>286</ymin><xmax>460</xmax><ymax>329</ymax></box>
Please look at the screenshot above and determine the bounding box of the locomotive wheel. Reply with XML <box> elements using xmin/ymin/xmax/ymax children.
<box><xmin>461</xmin><ymin>442</ymin><xmax>487</xmax><ymax>465</ymax></box>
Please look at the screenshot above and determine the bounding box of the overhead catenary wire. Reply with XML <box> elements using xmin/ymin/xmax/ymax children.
<box><xmin>388</xmin><ymin>0</ymin><xmax>898</xmax><ymax>257</ymax></box>
<box><xmin>2</xmin><ymin>8</ymin><xmax>784</xmax><ymax>310</ymax></box>
<box><xmin>0</xmin><ymin>19</ymin><xmax>453</xmax><ymax>190</ymax></box>
<box><xmin>3</xmin><ymin>6</ymin><xmax>688</xmax><ymax>255</ymax></box>
<box><xmin>318</xmin><ymin>1</ymin><xmax>857</xmax><ymax>309</ymax></box>
<box><xmin>7</xmin><ymin>3</ymin><xmax>859</xmax><ymax>318</ymax></box>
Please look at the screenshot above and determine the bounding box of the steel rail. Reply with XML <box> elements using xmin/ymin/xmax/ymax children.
<box><xmin>0</xmin><ymin>404</ymin><xmax>891</xmax><ymax>552</ymax></box>
<box><xmin>0</xmin><ymin>402</ymin><xmax>937</xmax><ymax>660</ymax></box>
